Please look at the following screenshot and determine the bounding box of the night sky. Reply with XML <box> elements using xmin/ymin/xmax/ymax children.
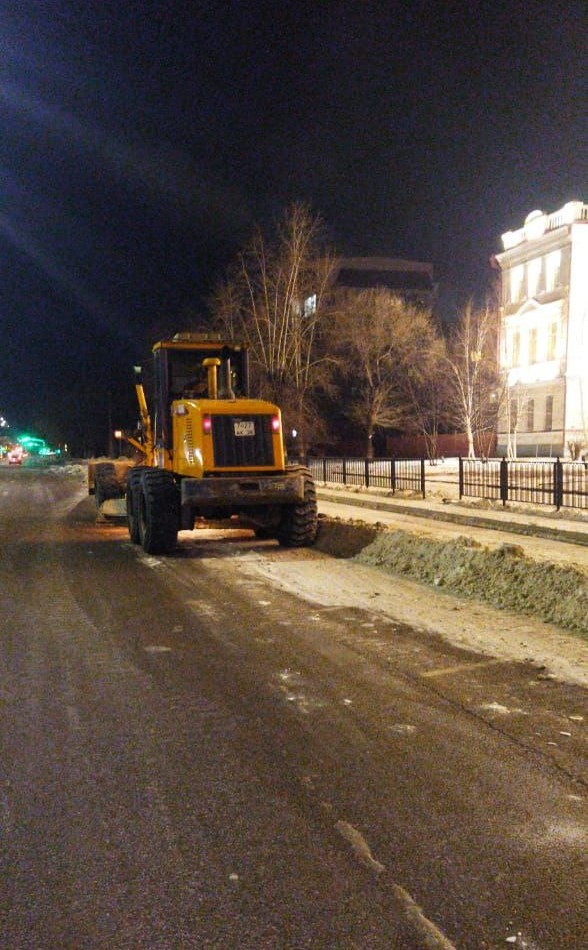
<box><xmin>1</xmin><ymin>1</ymin><xmax>586</xmax><ymax>452</ymax></box>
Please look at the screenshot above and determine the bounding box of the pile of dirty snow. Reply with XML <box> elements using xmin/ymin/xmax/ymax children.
<box><xmin>352</xmin><ymin>529</ymin><xmax>588</xmax><ymax>636</ymax></box>
<box><xmin>47</xmin><ymin>463</ymin><xmax>87</xmax><ymax>478</ymax></box>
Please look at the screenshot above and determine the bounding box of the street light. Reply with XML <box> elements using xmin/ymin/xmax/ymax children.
<box><xmin>114</xmin><ymin>429</ymin><xmax>123</xmax><ymax>456</ymax></box>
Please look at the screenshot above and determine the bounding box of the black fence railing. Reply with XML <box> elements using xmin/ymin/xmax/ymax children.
<box><xmin>459</xmin><ymin>457</ymin><xmax>588</xmax><ymax>510</ymax></box>
<box><xmin>306</xmin><ymin>456</ymin><xmax>426</xmax><ymax>498</ymax></box>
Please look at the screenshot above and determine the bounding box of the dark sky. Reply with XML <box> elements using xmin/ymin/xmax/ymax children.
<box><xmin>0</xmin><ymin>0</ymin><xmax>586</xmax><ymax>451</ymax></box>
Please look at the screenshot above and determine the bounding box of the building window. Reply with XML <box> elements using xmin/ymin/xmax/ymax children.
<box><xmin>527</xmin><ymin>398</ymin><xmax>535</xmax><ymax>432</ymax></box>
<box><xmin>544</xmin><ymin>395</ymin><xmax>553</xmax><ymax>431</ymax></box>
<box><xmin>528</xmin><ymin>328</ymin><xmax>537</xmax><ymax>364</ymax></box>
<box><xmin>547</xmin><ymin>322</ymin><xmax>557</xmax><ymax>360</ymax></box>
<box><xmin>303</xmin><ymin>293</ymin><xmax>317</xmax><ymax>316</ymax></box>
<box><xmin>511</xmin><ymin>331</ymin><xmax>520</xmax><ymax>366</ymax></box>
<box><xmin>527</xmin><ymin>257</ymin><xmax>542</xmax><ymax>297</ymax></box>
<box><xmin>546</xmin><ymin>250</ymin><xmax>561</xmax><ymax>291</ymax></box>
<box><xmin>510</xmin><ymin>265</ymin><xmax>524</xmax><ymax>303</ymax></box>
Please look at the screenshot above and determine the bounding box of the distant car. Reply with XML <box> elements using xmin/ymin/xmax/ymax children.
<box><xmin>7</xmin><ymin>447</ymin><xmax>23</xmax><ymax>465</ymax></box>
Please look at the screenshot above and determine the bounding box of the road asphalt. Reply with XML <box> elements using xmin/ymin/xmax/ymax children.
<box><xmin>4</xmin><ymin>467</ymin><xmax>587</xmax><ymax>949</ymax></box>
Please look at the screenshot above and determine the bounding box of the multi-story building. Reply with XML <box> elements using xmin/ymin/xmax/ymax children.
<box><xmin>494</xmin><ymin>200</ymin><xmax>588</xmax><ymax>457</ymax></box>
<box><xmin>302</xmin><ymin>255</ymin><xmax>436</xmax><ymax>319</ymax></box>
<box><xmin>330</xmin><ymin>256</ymin><xmax>436</xmax><ymax>309</ymax></box>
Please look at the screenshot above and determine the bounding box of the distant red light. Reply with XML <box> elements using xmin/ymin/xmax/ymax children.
<box><xmin>202</xmin><ymin>415</ymin><xmax>212</xmax><ymax>433</ymax></box>
<box><xmin>271</xmin><ymin>415</ymin><xmax>280</xmax><ymax>433</ymax></box>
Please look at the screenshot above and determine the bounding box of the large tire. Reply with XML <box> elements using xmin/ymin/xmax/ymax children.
<box><xmin>94</xmin><ymin>462</ymin><xmax>121</xmax><ymax>508</ymax></box>
<box><xmin>276</xmin><ymin>466</ymin><xmax>318</xmax><ymax>548</ymax></box>
<box><xmin>138</xmin><ymin>469</ymin><xmax>179</xmax><ymax>555</ymax></box>
<box><xmin>126</xmin><ymin>465</ymin><xmax>148</xmax><ymax>544</ymax></box>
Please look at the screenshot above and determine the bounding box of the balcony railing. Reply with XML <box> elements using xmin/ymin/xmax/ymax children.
<box><xmin>502</xmin><ymin>202</ymin><xmax>588</xmax><ymax>249</ymax></box>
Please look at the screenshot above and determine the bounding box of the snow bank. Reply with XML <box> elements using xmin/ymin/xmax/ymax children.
<box><xmin>47</xmin><ymin>463</ymin><xmax>87</xmax><ymax>478</ymax></box>
<box><xmin>352</xmin><ymin>529</ymin><xmax>588</xmax><ymax>636</ymax></box>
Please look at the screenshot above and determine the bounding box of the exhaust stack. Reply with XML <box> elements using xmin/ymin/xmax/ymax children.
<box><xmin>203</xmin><ymin>358</ymin><xmax>221</xmax><ymax>399</ymax></box>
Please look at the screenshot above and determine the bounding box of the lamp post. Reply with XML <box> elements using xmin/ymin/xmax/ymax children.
<box><xmin>114</xmin><ymin>429</ymin><xmax>123</xmax><ymax>456</ymax></box>
<box><xmin>107</xmin><ymin>391</ymin><xmax>114</xmax><ymax>457</ymax></box>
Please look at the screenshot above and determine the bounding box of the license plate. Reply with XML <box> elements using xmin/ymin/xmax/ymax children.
<box><xmin>234</xmin><ymin>420</ymin><xmax>255</xmax><ymax>437</ymax></box>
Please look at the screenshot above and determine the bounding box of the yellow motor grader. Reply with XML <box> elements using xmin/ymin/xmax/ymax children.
<box><xmin>89</xmin><ymin>332</ymin><xmax>317</xmax><ymax>554</ymax></box>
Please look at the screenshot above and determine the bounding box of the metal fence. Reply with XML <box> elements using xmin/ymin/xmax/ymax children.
<box><xmin>459</xmin><ymin>457</ymin><xmax>588</xmax><ymax>510</ymax></box>
<box><xmin>306</xmin><ymin>456</ymin><xmax>426</xmax><ymax>497</ymax></box>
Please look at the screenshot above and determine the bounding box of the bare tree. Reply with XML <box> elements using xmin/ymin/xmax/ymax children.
<box><xmin>209</xmin><ymin>203</ymin><xmax>338</xmax><ymax>454</ymax></box>
<box><xmin>445</xmin><ymin>302</ymin><xmax>501</xmax><ymax>458</ymax></box>
<box><xmin>403</xmin><ymin>348</ymin><xmax>450</xmax><ymax>459</ymax></box>
<box><xmin>330</xmin><ymin>289</ymin><xmax>443</xmax><ymax>458</ymax></box>
<box><xmin>501</xmin><ymin>382</ymin><xmax>533</xmax><ymax>459</ymax></box>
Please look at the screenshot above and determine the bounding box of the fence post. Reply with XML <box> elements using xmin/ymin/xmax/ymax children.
<box><xmin>364</xmin><ymin>458</ymin><xmax>370</xmax><ymax>489</ymax></box>
<box><xmin>554</xmin><ymin>458</ymin><xmax>563</xmax><ymax>510</ymax></box>
<box><xmin>420</xmin><ymin>457</ymin><xmax>426</xmax><ymax>498</ymax></box>
<box><xmin>342</xmin><ymin>457</ymin><xmax>347</xmax><ymax>486</ymax></box>
<box><xmin>500</xmin><ymin>457</ymin><xmax>508</xmax><ymax>506</ymax></box>
<box><xmin>391</xmin><ymin>458</ymin><xmax>396</xmax><ymax>493</ymax></box>
<box><xmin>458</xmin><ymin>457</ymin><xmax>464</xmax><ymax>499</ymax></box>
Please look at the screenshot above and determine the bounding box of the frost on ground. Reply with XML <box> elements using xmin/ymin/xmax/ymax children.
<box><xmin>350</xmin><ymin>527</ymin><xmax>588</xmax><ymax>638</ymax></box>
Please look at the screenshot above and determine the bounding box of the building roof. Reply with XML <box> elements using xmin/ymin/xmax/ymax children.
<box><xmin>498</xmin><ymin>201</ymin><xmax>587</xmax><ymax>255</ymax></box>
<box><xmin>331</xmin><ymin>257</ymin><xmax>435</xmax><ymax>294</ymax></box>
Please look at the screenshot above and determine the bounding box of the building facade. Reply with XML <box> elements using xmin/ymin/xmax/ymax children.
<box><xmin>330</xmin><ymin>257</ymin><xmax>436</xmax><ymax>308</ymax></box>
<box><xmin>494</xmin><ymin>200</ymin><xmax>588</xmax><ymax>457</ymax></box>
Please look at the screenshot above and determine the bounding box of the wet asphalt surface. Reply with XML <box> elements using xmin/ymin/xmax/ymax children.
<box><xmin>0</xmin><ymin>467</ymin><xmax>586</xmax><ymax>949</ymax></box>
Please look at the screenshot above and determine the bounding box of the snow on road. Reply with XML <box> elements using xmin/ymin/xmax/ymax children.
<box><xmin>236</xmin><ymin>546</ymin><xmax>588</xmax><ymax>687</ymax></box>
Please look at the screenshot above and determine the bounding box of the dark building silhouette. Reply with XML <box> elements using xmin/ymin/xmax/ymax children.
<box><xmin>330</xmin><ymin>256</ymin><xmax>436</xmax><ymax>308</ymax></box>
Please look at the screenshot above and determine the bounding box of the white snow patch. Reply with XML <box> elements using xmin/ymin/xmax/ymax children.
<box><xmin>274</xmin><ymin>669</ymin><xmax>324</xmax><ymax>714</ymax></box>
<box><xmin>388</xmin><ymin>723</ymin><xmax>417</xmax><ymax>735</ymax></box>
<box><xmin>186</xmin><ymin>599</ymin><xmax>221</xmax><ymax>620</ymax></box>
<box><xmin>520</xmin><ymin>819</ymin><xmax>588</xmax><ymax>851</ymax></box>
<box><xmin>279</xmin><ymin>669</ymin><xmax>302</xmax><ymax>682</ymax></box>
<box><xmin>478</xmin><ymin>702</ymin><xmax>527</xmax><ymax>716</ymax></box>
<box><xmin>335</xmin><ymin>820</ymin><xmax>385</xmax><ymax>874</ymax></box>
<box><xmin>544</xmin><ymin>820</ymin><xmax>587</xmax><ymax>846</ymax></box>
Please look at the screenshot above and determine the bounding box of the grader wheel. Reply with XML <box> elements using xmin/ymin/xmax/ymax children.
<box><xmin>94</xmin><ymin>462</ymin><xmax>122</xmax><ymax>508</ymax></box>
<box><xmin>276</xmin><ymin>466</ymin><xmax>318</xmax><ymax>548</ymax></box>
<box><xmin>126</xmin><ymin>466</ymin><xmax>148</xmax><ymax>544</ymax></box>
<box><xmin>137</xmin><ymin>469</ymin><xmax>179</xmax><ymax>555</ymax></box>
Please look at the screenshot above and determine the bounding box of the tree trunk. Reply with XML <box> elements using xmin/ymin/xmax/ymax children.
<box><xmin>466</xmin><ymin>422</ymin><xmax>476</xmax><ymax>459</ymax></box>
<box><xmin>424</xmin><ymin>429</ymin><xmax>439</xmax><ymax>461</ymax></box>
